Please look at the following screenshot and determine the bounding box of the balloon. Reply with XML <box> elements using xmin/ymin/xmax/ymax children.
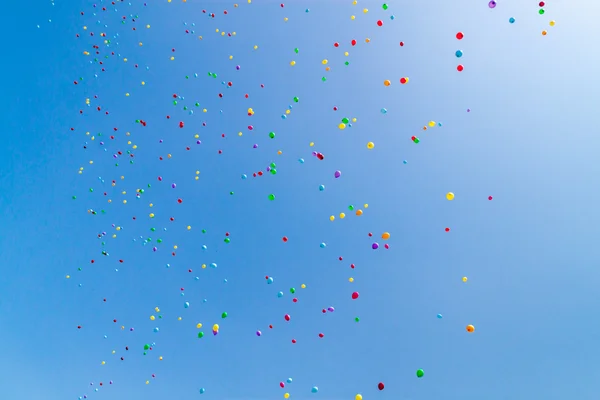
<box><xmin>509</xmin><ymin>17</ymin><xmax>515</xmax><ymax>23</ymax></box>
<box><xmin>462</xmin><ymin>276</ymin><xmax>468</xmax><ymax>282</ymax></box>
<box><xmin>311</xmin><ymin>387</ymin><xmax>319</xmax><ymax>393</ymax></box>
<box><xmin>381</xmin><ymin>232</ymin><xmax>390</xmax><ymax>240</ymax></box>
<box><xmin>378</xmin><ymin>382</ymin><xmax>385</xmax><ymax>390</ymax></box>
<box><xmin>437</xmin><ymin>314</ymin><xmax>443</xmax><ymax>319</ymax></box>
<box><xmin>456</xmin><ymin>32</ymin><xmax>464</xmax><ymax>40</ymax></box>
<box><xmin>372</xmin><ymin>243</ymin><xmax>379</xmax><ymax>250</ymax></box>
<box><xmin>351</xmin><ymin>292</ymin><xmax>359</xmax><ymax>300</ymax></box>
<box><xmin>284</xmin><ymin>314</ymin><xmax>291</xmax><ymax>321</ymax></box>
<box><xmin>199</xmin><ymin>388</ymin><xmax>206</xmax><ymax>394</ymax></box>
<box><xmin>356</xmin><ymin>395</ymin><xmax>363</xmax><ymax>400</ymax></box>
<box><xmin>455</xmin><ymin>50</ymin><xmax>463</xmax><ymax>58</ymax></box>
<box><xmin>488</xmin><ymin>1</ymin><xmax>496</xmax><ymax>8</ymax></box>
<box><xmin>466</xmin><ymin>324</ymin><xmax>475</xmax><ymax>333</ymax></box>
<box><xmin>446</xmin><ymin>192</ymin><xmax>455</xmax><ymax>201</ymax></box>
<box><xmin>334</xmin><ymin>171</ymin><xmax>341</xmax><ymax>178</ymax></box>
<box><xmin>416</xmin><ymin>369</ymin><xmax>424</xmax><ymax>378</ymax></box>
<box><xmin>383</xmin><ymin>79</ymin><xmax>391</xmax><ymax>86</ymax></box>
<box><xmin>221</xmin><ymin>312</ymin><xmax>228</xmax><ymax>318</ymax></box>
<box><xmin>367</xmin><ymin>142</ymin><xmax>375</xmax><ymax>149</ymax></box>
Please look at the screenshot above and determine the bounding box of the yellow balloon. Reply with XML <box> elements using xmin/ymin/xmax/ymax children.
<box><xmin>301</xmin><ymin>284</ymin><xmax>306</xmax><ymax>288</ymax></box>
<box><xmin>349</xmin><ymin>277</ymin><xmax>354</xmax><ymax>282</ymax></box>
<box><xmin>356</xmin><ymin>395</ymin><xmax>363</xmax><ymax>400</ymax></box>
<box><xmin>340</xmin><ymin>213</ymin><xmax>346</xmax><ymax>219</ymax></box>
<box><xmin>322</xmin><ymin>59</ymin><xmax>328</xmax><ymax>65</ymax></box>
<box><xmin>381</xmin><ymin>232</ymin><xmax>390</xmax><ymax>240</ymax></box>
<box><xmin>329</xmin><ymin>215</ymin><xmax>335</xmax><ymax>221</ymax></box>
<box><xmin>284</xmin><ymin>394</ymin><xmax>290</xmax><ymax>399</ymax></box>
<box><xmin>150</xmin><ymin>315</ymin><xmax>155</xmax><ymax>321</ymax></box>
<box><xmin>549</xmin><ymin>20</ymin><xmax>556</xmax><ymax>26</ymax></box>
<box><xmin>213</xmin><ymin>324</ymin><xmax>219</xmax><ymax>331</ymax></box>
<box><xmin>197</xmin><ymin>323</ymin><xmax>203</xmax><ymax>329</ymax></box>
<box><xmin>339</xmin><ymin>123</ymin><xmax>346</xmax><ymax>130</ymax></box>
<box><xmin>367</xmin><ymin>142</ymin><xmax>374</xmax><ymax>149</ymax></box>
<box><xmin>428</xmin><ymin>121</ymin><xmax>436</xmax><ymax>127</ymax></box>
<box><xmin>290</xmin><ymin>61</ymin><xmax>296</xmax><ymax>66</ymax></box>
<box><xmin>446</xmin><ymin>192</ymin><xmax>455</xmax><ymax>201</ymax></box>
<box><xmin>462</xmin><ymin>276</ymin><xmax>468</xmax><ymax>282</ymax></box>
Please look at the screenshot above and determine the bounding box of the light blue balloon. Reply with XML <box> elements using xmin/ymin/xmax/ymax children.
<box><xmin>267</xmin><ymin>277</ymin><xmax>274</xmax><ymax>284</ymax></box>
<box><xmin>199</xmin><ymin>388</ymin><xmax>206</xmax><ymax>394</ymax></box>
<box><xmin>509</xmin><ymin>17</ymin><xmax>515</xmax><ymax>23</ymax></box>
<box><xmin>403</xmin><ymin>160</ymin><xmax>408</xmax><ymax>164</ymax></box>
<box><xmin>154</xmin><ymin>327</ymin><xmax>159</xmax><ymax>332</ymax></box>
<box><xmin>241</xmin><ymin>174</ymin><xmax>247</xmax><ymax>179</ymax></box>
<box><xmin>320</xmin><ymin>243</ymin><xmax>326</xmax><ymax>248</ymax></box>
<box><xmin>210</xmin><ymin>263</ymin><xmax>217</xmax><ymax>268</ymax></box>
<box><xmin>455</xmin><ymin>50</ymin><xmax>463</xmax><ymax>58</ymax></box>
<box><xmin>437</xmin><ymin>314</ymin><xmax>443</xmax><ymax>319</ymax></box>
<box><xmin>319</xmin><ymin>185</ymin><xmax>325</xmax><ymax>191</ymax></box>
<box><xmin>277</xmin><ymin>291</ymin><xmax>284</xmax><ymax>298</ymax></box>
<box><xmin>287</xmin><ymin>378</ymin><xmax>293</xmax><ymax>383</ymax></box>
<box><xmin>202</xmin><ymin>245</ymin><xmax>207</xmax><ymax>250</ymax></box>
<box><xmin>311</xmin><ymin>387</ymin><xmax>319</xmax><ymax>393</ymax></box>
<box><xmin>299</xmin><ymin>158</ymin><xmax>305</xmax><ymax>163</ymax></box>
<box><xmin>184</xmin><ymin>302</ymin><xmax>190</xmax><ymax>308</ymax></box>
<box><xmin>381</xmin><ymin>108</ymin><xmax>387</xmax><ymax>114</ymax></box>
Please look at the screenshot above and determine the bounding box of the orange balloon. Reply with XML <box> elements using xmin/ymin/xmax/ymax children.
<box><xmin>383</xmin><ymin>80</ymin><xmax>391</xmax><ymax>86</ymax></box>
<box><xmin>466</xmin><ymin>325</ymin><xmax>475</xmax><ymax>333</ymax></box>
<box><xmin>381</xmin><ymin>232</ymin><xmax>390</xmax><ymax>240</ymax></box>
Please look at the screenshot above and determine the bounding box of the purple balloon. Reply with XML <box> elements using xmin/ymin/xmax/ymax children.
<box><xmin>327</xmin><ymin>307</ymin><xmax>335</xmax><ymax>312</ymax></box>
<box><xmin>372</xmin><ymin>243</ymin><xmax>379</xmax><ymax>250</ymax></box>
<box><xmin>488</xmin><ymin>0</ymin><xmax>496</xmax><ymax>8</ymax></box>
<box><xmin>256</xmin><ymin>330</ymin><xmax>262</xmax><ymax>336</ymax></box>
<box><xmin>334</xmin><ymin>170</ymin><xmax>341</xmax><ymax>178</ymax></box>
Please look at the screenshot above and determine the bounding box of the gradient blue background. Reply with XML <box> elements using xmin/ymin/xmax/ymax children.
<box><xmin>1</xmin><ymin>0</ymin><xmax>600</xmax><ymax>399</ymax></box>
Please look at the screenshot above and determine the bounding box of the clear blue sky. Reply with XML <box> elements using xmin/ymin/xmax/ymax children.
<box><xmin>2</xmin><ymin>0</ymin><xmax>600</xmax><ymax>399</ymax></box>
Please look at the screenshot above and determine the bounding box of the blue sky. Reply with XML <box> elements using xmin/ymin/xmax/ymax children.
<box><xmin>1</xmin><ymin>0</ymin><xmax>600</xmax><ymax>399</ymax></box>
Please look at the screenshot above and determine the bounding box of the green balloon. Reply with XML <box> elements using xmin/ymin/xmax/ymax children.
<box><xmin>290</xmin><ymin>288</ymin><xmax>296</xmax><ymax>294</ymax></box>
<box><xmin>293</xmin><ymin>96</ymin><xmax>299</xmax><ymax>102</ymax></box>
<box><xmin>268</xmin><ymin>194</ymin><xmax>275</xmax><ymax>201</ymax></box>
<box><xmin>144</xmin><ymin>344</ymin><xmax>150</xmax><ymax>350</ymax></box>
<box><xmin>416</xmin><ymin>369</ymin><xmax>424</xmax><ymax>378</ymax></box>
<box><xmin>269</xmin><ymin>131</ymin><xmax>276</xmax><ymax>139</ymax></box>
<box><xmin>270</xmin><ymin>162</ymin><xmax>277</xmax><ymax>168</ymax></box>
<box><xmin>72</xmin><ymin>196</ymin><xmax>77</xmax><ymax>200</ymax></box>
<box><xmin>354</xmin><ymin>317</ymin><xmax>360</xmax><ymax>322</ymax></box>
<box><xmin>382</xmin><ymin>3</ymin><xmax>388</xmax><ymax>10</ymax></box>
<box><xmin>224</xmin><ymin>238</ymin><xmax>231</xmax><ymax>243</ymax></box>
<box><xmin>198</xmin><ymin>331</ymin><xmax>204</xmax><ymax>338</ymax></box>
<box><xmin>222</xmin><ymin>312</ymin><xmax>228</xmax><ymax>318</ymax></box>
<box><xmin>202</xmin><ymin>229</ymin><xmax>207</xmax><ymax>233</ymax></box>
<box><xmin>342</xmin><ymin>117</ymin><xmax>349</xmax><ymax>124</ymax></box>
<box><xmin>348</xmin><ymin>205</ymin><xmax>355</xmax><ymax>211</ymax></box>
<box><xmin>321</xmin><ymin>76</ymin><xmax>327</xmax><ymax>82</ymax></box>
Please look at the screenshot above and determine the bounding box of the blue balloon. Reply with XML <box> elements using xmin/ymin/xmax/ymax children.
<box><xmin>199</xmin><ymin>388</ymin><xmax>206</xmax><ymax>394</ymax></box>
<box><xmin>509</xmin><ymin>17</ymin><xmax>515</xmax><ymax>23</ymax></box>
<box><xmin>437</xmin><ymin>314</ymin><xmax>443</xmax><ymax>319</ymax></box>
<box><xmin>455</xmin><ymin>50</ymin><xmax>463</xmax><ymax>58</ymax></box>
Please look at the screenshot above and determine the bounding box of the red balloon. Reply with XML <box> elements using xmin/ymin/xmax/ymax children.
<box><xmin>376</xmin><ymin>20</ymin><xmax>383</xmax><ymax>26</ymax></box>
<box><xmin>351</xmin><ymin>292</ymin><xmax>359</xmax><ymax>300</ymax></box>
<box><xmin>399</xmin><ymin>41</ymin><xmax>404</xmax><ymax>46</ymax></box>
<box><xmin>456</xmin><ymin>32</ymin><xmax>464</xmax><ymax>40</ymax></box>
<box><xmin>351</xmin><ymin>39</ymin><xmax>357</xmax><ymax>46</ymax></box>
<box><xmin>282</xmin><ymin>236</ymin><xmax>288</xmax><ymax>242</ymax></box>
<box><xmin>457</xmin><ymin>65</ymin><xmax>464</xmax><ymax>72</ymax></box>
<box><xmin>378</xmin><ymin>382</ymin><xmax>385</xmax><ymax>390</ymax></box>
<box><xmin>445</xmin><ymin>227</ymin><xmax>450</xmax><ymax>232</ymax></box>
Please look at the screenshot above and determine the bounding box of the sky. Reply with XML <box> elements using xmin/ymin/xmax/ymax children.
<box><xmin>1</xmin><ymin>0</ymin><xmax>600</xmax><ymax>399</ymax></box>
